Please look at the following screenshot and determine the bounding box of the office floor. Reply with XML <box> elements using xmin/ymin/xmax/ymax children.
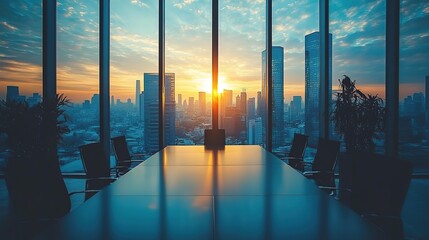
<box><xmin>0</xmin><ymin>178</ymin><xmax>428</xmax><ymax>240</ymax></box>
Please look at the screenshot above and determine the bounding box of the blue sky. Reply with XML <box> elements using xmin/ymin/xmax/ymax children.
<box><xmin>0</xmin><ymin>0</ymin><xmax>428</xmax><ymax>103</ymax></box>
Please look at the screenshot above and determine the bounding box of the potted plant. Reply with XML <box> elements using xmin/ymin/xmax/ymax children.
<box><xmin>332</xmin><ymin>75</ymin><xmax>386</xmax><ymax>198</ymax></box>
<box><xmin>332</xmin><ymin>75</ymin><xmax>385</xmax><ymax>154</ymax></box>
<box><xmin>0</xmin><ymin>94</ymin><xmax>71</xmax><ymax>218</ymax></box>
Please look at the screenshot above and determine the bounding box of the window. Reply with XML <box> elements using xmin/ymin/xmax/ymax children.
<box><xmin>166</xmin><ymin>0</ymin><xmax>212</xmax><ymax>147</ymax></box>
<box><xmin>219</xmin><ymin>0</ymin><xmax>265</xmax><ymax>145</ymax></box>
<box><xmin>399</xmin><ymin>0</ymin><xmax>429</xmax><ymax>173</ymax></box>
<box><xmin>57</xmin><ymin>0</ymin><xmax>99</xmax><ymax>173</ymax></box>
<box><xmin>110</xmin><ymin>0</ymin><xmax>158</xmax><ymax>159</ymax></box>
<box><xmin>330</xmin><ymin>0</ymin><xmax>386</xmax><ymax>153</ymax></box>
<box><xmin>273</xmin><ymin>0</ymin><xmax>318</xmax><ymax>157</ymax></box>
<box><xmin>0</xmin><ymin>0</ymin><xmax>42</xmax><ymax>173</ymax></box>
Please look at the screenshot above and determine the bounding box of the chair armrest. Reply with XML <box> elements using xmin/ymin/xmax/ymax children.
<box><xmin>131</xmin><ymin>154</ymin><xmax>146</xmax><ymax>158</ymax></box>
<box><xmin>280</xmin><ymin>156</ymin><xmax>303</xmax><ymax>160</ymax></box>
<box><xmin>68</xmin><ymin>190</ymin><xmax>100</xmax><ymax>196</ymax></box>
<box><xmin>118</xmin><ymin>160</ymin><xmax>145</xmax><ymax>163</ymax></box>
<box><xmin>86</xmin><ymin>177</ymin><xmax>117</xmax><ymax>183</ymax></box>
<box><xmin>303</xmin><ymin>170</ymin><xmax>333</xmax><ymax>177</ymax></box>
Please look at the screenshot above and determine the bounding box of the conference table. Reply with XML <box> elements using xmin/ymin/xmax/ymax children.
<box><xmin>38</xmin><ymin>145</ymin><xmax>384</xmax><ymax>239</ymax></box>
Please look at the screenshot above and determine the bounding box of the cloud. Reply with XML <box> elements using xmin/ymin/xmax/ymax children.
<box><xmin>131</xmin><ymin>0</ymin><xmax>149</xmax><ymax>9</ymax></box>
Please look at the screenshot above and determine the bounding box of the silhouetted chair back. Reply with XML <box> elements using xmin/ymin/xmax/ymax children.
<box><xmin>350</xmin><ymin>154</ymin><xmax>412</xmax><ymax>238</ymax></box>
<box><xmin>111</xmin><ymin>135</ymin><xmax>132</xmax><ymax>169</ymax></box>
<box><xmin>79</xmin><ymin>142</ymin><xmax>110</xmax><ymax>178</ymax></box>
<box><xmin>287</xmin><ymin>133</ymin><xmax>308</xmax><ymax>168</ymax></box>
<box><xmin>309</xmin><ymin>138</ymin><xmax>340</xmax><ymax>188</ymax></box>
<box><xmin>352</xmin><ymin>154</ymin><xmax>412</xmax><ymax>216</ymax></box>
<box><xmin>79</xmin><ymin>142</ymin><xmax>116</xmax><ymax>199</ymax></box>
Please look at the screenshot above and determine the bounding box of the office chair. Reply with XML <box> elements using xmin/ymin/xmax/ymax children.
<box><xmin>280</xmin><ymin>133</ymin><xmax>309</xmax><ymax>170</ymax></box>
<box><xmin>301</xmin><ymin>138</ymin><xmax>340</xmax><ymax>190</ymax></box>
<box><xmin>111</xmin><ymin>136</ymin><xmax>145</xmax><ymax>176</ymax></box>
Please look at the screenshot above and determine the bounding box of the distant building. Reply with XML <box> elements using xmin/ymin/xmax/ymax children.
<box><xmin>248</xmin><ymin>117</ymin><xmax>263</xmax><ymax>145</ymax></box>
<box><xmin>27</xmin><ymin>93</ymin><xmax>42</xmax><ymax>106</ymax></box>
<box><xmin>91</xmin><ymin>94</ymin><xmax>100</xmax><ymax>115</ymax></box>
<box><xmin>413</xmin><ymin>92</ymin><xmax>424</xmax><ymax>115</ymax></box>
<box><xmin>83</xmin><ymin>100</ymin><xmax>90</xmax><ymax>109</ymax></box>
<box><xmin>305</xmin><ymin>31</ymin><xmax>332</xmax><ymax>147</ymax></box>
<box><xmin>262</xmin><ymin>46</ymin><xmax>285</xmax><ymax>149</ymax></box>
<box><xmin>199</xmin><ymin>92</ymin><xmax>206</xmax><ymax>115</ymax></box>
<box><xmin>144</xmin><ymin>73</ymin><xmax>176</xmax><ymax>154</ymax></box>
<box><xmin>6</xmin><ymin>86</ymin><xmax>20</xmax><ymax>102</ymax></box>
<box><xmin>248</xmin><ymin>97</ymin><xmax>256</xmax><ymax>120</ymax></box>
<box><xmin>178</xmin><ymin>94</ymin><xmax>182</xmax><ymax>108</ymax></box>
<box><xmin>240</xmin><ymin>90</ymin><xmax>247</xmax><ymax>116</ymax></box>
<box><xmin>188</xmin><ymin>97</ymin><xmax>195</xmax><ymax>113</ymax></box>
<box><xmin>223</xmin><ymin>89</ymin><xmax>233</xmax><ymax>107</ymax></box>
<box><xmin>139</xmin><ymin>91</ymin><xmax>144</xmax><ymax>121</ymax></box>
<box><xmin>256</xmin><ymin>91</ymin><xmax>262</xmax><ymax>117</ymax></box>
<box><xmin>111</xmin><ymin>95</ymin><xmax>115</xmax><ymax>107</ymax></box>
<box><xmin>290</xmin><ymin>96</ymin><xmax>302</xmax><ymax>122</ymax></box>
<box><xmin>136</xmin><ymin>80</ymin><xmax>141</xmax><ymax>110</ymax></box>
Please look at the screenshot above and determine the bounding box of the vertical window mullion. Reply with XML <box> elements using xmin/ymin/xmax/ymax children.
<box><xmin>266</xmin><ymin>0</ymin><xmax>273</xmax><ymax>152</ymax></box>
<box><xmin>386</xmin><ymin>0</ymin><xmax>400</xmax><ymax>157</ymax></box>
<box><xmin>159</xmin><ymin>0</ymin><xmax>165</xmax><ymax>150</ymax></box>
<box><xmin>100</xmin><ymin>0</ymin><xmax>110</xmax><ymax>167</ymax></box>
<box><xmin>319</xmin><ymin>0</ymin><xmax>329</xmax><ymax>139</ymax></box>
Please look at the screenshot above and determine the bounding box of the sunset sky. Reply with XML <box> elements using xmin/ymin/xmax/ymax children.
<box><xmin>0</xmin><ymin>0</ymin><xmax>428</xmax><ymax>104</ymax></box>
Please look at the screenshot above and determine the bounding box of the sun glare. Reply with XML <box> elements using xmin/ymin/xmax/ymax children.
<box><xmin>198</xmin><ymin>75</ymin><xmax>229</xmax><ymax>95</ymax></box>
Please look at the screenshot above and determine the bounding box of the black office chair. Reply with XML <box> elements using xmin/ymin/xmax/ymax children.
<box><xmin>301</xmin><ymin>138</ymin><xmax>340</xmax><ymax>190</ymax></box>
<box><xmin>348</xmin><ymin>154</ymin><xmax>412</xmax><ymax>238</ymax></box>
<box><xmin>111</xmin><ymin>136</ymin><xmax>145</xmax><ymax>176</ymax></box>
<box><xmin>280</xmin><ymin>133</ymin><xmax>308</xmax><ymax>169</ymax></box>
<box><xmin>79</xmin><ymin>142</ymin><xmax>119</xmax><ymax>198</ymax></box>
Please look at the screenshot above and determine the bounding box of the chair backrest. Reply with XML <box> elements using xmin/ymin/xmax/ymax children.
<box><xmin>352</xmin><ymin>154</ymin><xmax>413</xmax><ymax>216</ymax></box>
<box><xmin>312</xmin><ymin>138</ymin><xmax>341</xmax><ymax>172</ymax></box>
<box><xmin>111</xmin><ymin>136</ymin><xmax>132</xmax><ymax>168</ymax></box>
<box><xmin>79</xmin><ymin>142</ymin><xmax>110</xmax><ymax>178</ymax></box>
<box><xmin>288</xmin><ymin>133</ymin><xmax>308</xmax><ymax>159</ymax></box>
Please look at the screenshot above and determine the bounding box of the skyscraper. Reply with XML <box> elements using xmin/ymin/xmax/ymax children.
<box><xmin>305</xmin><ymin>31</ymin><xmax>332</xmax><ymax>146</ymax></box>
<box><xmin>223</xmin><ymin>89</ymin><xmax>233</xmax><ymax>107</ymax></box>
<box><xmin>178</xmin><ymin>93</ymin><xmax>182</xmax><ymax>108</ymax></box>
<box><xmin>240</xmin><ymin>90</ymin><xmax>247</xmax><ymax>116</ymax></box>
<box><xmin>199</xmin><ymin>92</ymin><xmax>206</xmax><ymax>115</ymax></box>
<box><xmin>144</xmin><ymin>73</ymin><xmax>176</xmax><ymax>154</ymax></box>
<box><xmin>139</xmin><ymin>91</ymin><xmax>144</xmax><ymax>121</ymax></box>
<box><xmin>256</xmin><ymin>91</ymin><xmax>262</xmax><ymax>117</ymax></box>
<box><xmin>262</xmin><ymin>46</ymin><xmax>285</xmax><ymax>149</ymax></box>
<box><xmin>6</xmin><ymin>86</ymin><xmax>19</xmax><ymax>101</ymax></box>
<box><xmin>290</xmin><ymin>96</ymin><xmax>302</xmax><ymax>122</ymax></box>
<box><xmin>248</xmin><ymin>97</ymin><xmax>256</xmax><ymax>120</ymax></box>
<box><xmin>136</xmin><ymin>80</ymin><xmax>141</xmax><ymax>110</ymax></box>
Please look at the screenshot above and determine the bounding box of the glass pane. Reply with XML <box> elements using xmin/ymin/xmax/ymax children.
<box><xmin>399</xmin><ymin>1</ymin><xmax>429</xmax><ymax>173</ymax></box>
<box><xmin>0</xmin><ymin>0</ymin><xmax>42</xmax><ymax>173</ymax></box>
<box><xmin>57</xmin><ymin>0</ymin><xmax>99</xmax><ymax>173</ymax></box>
<box><xmin>219</xmin><ymin>0</ymin><xmax>265</xmax><ymax>145</ymax></box>
<box><xmin>166</xmin><ymin>0</ymin><xmax>211</xmax><ymax>146</ymax></box>
<box><xmin>110</xmin><ymin>0</ymin><xmax>158</xmax><ymax>159</ymax></box>
<box><xmin>272</xmin><ymin>0</ymin><xmax>318</xmax><ymax>158</ymax></box>
<box><xmin>330</xmin><ymin>0</ymin><xmax>386</xmax><ymax>154</ymax></box>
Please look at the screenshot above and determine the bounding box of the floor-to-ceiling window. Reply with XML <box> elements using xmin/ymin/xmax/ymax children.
<box><xmin>219</xmin><ymin>0</ymin><xmax>265</xmax><ymax>145</ymax></box>
<box><xmin>0</xmin><ymin>0</ymin><xmax>43</xmax><ymax>174</ymax></box>
<box><xmin>330</xmin><ymin>0</ymin><xmax>386</xmax><ymax>154</ymax></box>
<box><xmin>165</xmin><ymin>0</ymin><xmax>212</xmax><ymax>147</ymax></box>
<box><xmin>110</xmin><ymin>0</ymin><xmax>158</xmax><ymax>160</ymax></box>
<box><xmin>399</xmin><ymin>0</ymin><xmax>429</xmax><ymax>173</ymax></box>
<box><xmin>57</xmin><ymin>0</ymin><xmax>99</xmax><ymax>173</ymax></box>
<box><xmin>272</xmin><ymin>0</ymin><xmax>318</xmax><ymax>158</ymax></box>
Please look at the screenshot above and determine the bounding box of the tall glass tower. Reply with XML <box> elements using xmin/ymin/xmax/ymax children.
<box><xmin>262</xmin><ymin>46</ymin><xmax>284</xmax><ymax>149</ymax></box>
<box><xmin>305</xmin><ymin>32</ymin><xmax>332</xmax><ymax>147</ymax></box>
<box><xmin>144</xmin><ymin>73</ymin><xmax>176</xmax><ymax>153</ymax></box>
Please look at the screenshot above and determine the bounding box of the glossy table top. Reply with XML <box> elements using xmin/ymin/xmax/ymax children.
<box><xmin>38</xmin><ymin>145</ymin><xmax>384</xmax><ymax>239</ymax></box>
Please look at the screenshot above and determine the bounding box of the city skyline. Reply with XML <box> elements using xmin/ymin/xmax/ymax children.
<box><xmin>1</xmin><ymin>1</ymin><xmax>428</xmax><ymax>103</ymax></box>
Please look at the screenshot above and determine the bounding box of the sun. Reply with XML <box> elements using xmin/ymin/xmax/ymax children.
<box><xmin>199</xmin><ymin>75</ymin><xmax>229</xmax><ymax>94</ymax></box>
